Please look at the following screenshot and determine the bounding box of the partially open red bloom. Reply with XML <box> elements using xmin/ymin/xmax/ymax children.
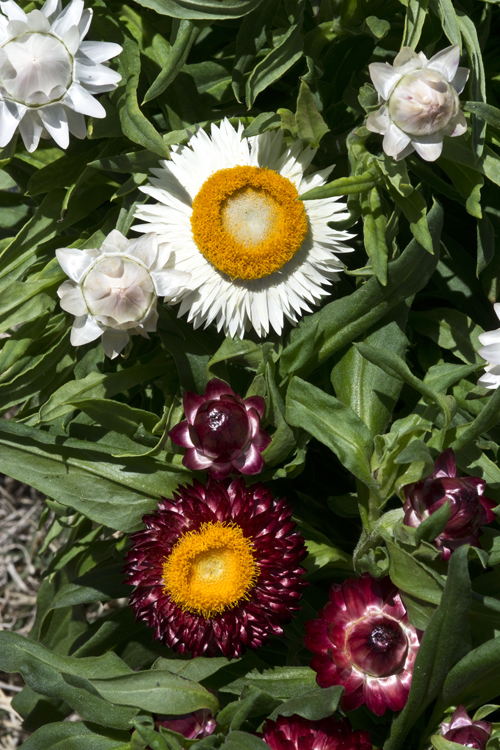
<box><xmin>169</xmin><ymin>378</ymin><xmax>271</xmax><ymax>478</ymax></box>
<box><xmin>123</xmin><ymin>477</ymin><xmax>307</xmax><ymax>657</ymax></box>
<box><xmin>261</xmin><ymin>714</ymin><xmax>372</xmax><ymax>750</ymax></box>
<box><xmin>155</xmin><ymin>709</ymin><xmax>216</xmax><ymax>740</ymax></box>
<box><xmin>403</xmin><ymin>449</ymin><xmax>496</xmax><ymax>559</ymax></box>
<box><xmin>442</xmin><ymin>705</ymin><xmax>491</xmax><ymax>749</ymax></box>
<box><xmin>304</xmin><ymin>574</ymin><xmax>421</xmax><ymax>716</ymax></box>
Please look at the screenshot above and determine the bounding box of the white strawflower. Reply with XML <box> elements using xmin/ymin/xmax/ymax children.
<box><xmin>57</xmin><ymin>230</ymin><xmax>191</xmax><ymax>359</ymax></box>
<box><xmin>366</xmin><ymin>45</ymin><xmax>469</xmax><ymax>161</ymax></box>
<box><xmin>133</xmin><ymin>119</ymin><xmax>354</xmax><ymax>340</ymax></box>
<box><xmin>0</xmin><ymin>0</ymin><xmax>122</xmax><ymax>152</ymax></box>
<box><xmin>478</xmin><ymin>303</ymin><xmax>500</xmax><ymax>389</ymax></box>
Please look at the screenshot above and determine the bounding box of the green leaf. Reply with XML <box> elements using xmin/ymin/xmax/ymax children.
<box><xmin>410</xmin><ymin>308</ymin><xmax>485</xmax><ymax>365</ymax></box>
<box><xmin>402</xmin><ymin>0</ymin><xmax>429</xmax><ymax>48</ymax></box>
<box><xmin>279</xmin><ymin>199</ymin><xmax>443</xmax><ymax>380</ymax></box>
<box><xmin>67</xmin><ymin>399</ymin><xmax>158</xmax><ymax>441</ymax></box>
<box><xmin>414</xmin><ymin>501</ymin><xmax>451</xmax><ymax>545</ymax></box>
<box><xmin>285</xmin><ymin>377</ymin><xmax>378</xmax><ymax>493</ymax></box>
<box><xmin>130</xmin><ymin>0</ymin><xmax>266</xmax><ymax>20</ymax></box>
<box><xmin>91</xmin><ymin>671</ymin><xmax>219</xmax><ymax>715</ymax></box>
<box><xmin>299</xmin><ymin>171</ymin><xmax>377</xmax><ymax>200</ymax></box>
<box><xmin>440</xmin><ymin>158</ymin><xmax>483</xmax><ymax>218</ymax></box>
<box><xmin>221</xmin><ymin>666</ymin><xmax>317</xmax><ymax>699</ymax></box>
<box><xmin>222</xmin><ymin>733</ymin><xmax>269</xmax><ymax>750</ymax></box>
<box><xmin>232</xmin><ymin>0</ymin><xmax>281</xmax><ymax>102</ymax></box>
<box><xmin>463</xmin><ymin>101</ymin><xmax>500</xmax><ymax>129</ymax></box>
<box><xmin>19</xmin><ymin>722</ymin><xmax>131</xmax><ymax>750</ymax></box>
<box><xmin>361</xmin><ymin>186</ymin><xmax>388</xmax><ymax>285</ymax></box>
<box><xmin>431</xmin><ymin>736</ymin><xmax>471</xmax><ymax>750</ymax></box>
<box><xmin>245</xmin><ymin>2</ymin><xmax>305</xmax><ymax>108</ymax></box>
<box><xmin>143</xmin><ymin>20</ymin><xmax>203</xmax><ymax>103</ymax></box>
<box><xmin>267</xmin><ymin>685</ymin><xmax>344</xmax><ymax>722</ymax></box>
<box><xmin>441</xmin><ymin>138</ymin><xmax>500</xmax><ymax>187</ymax></box>
<box><xmin>354</xmin><ymin>342</ymin><xmax>453</xmax><ymax>427</ymax></box>
<box><xmin>384</xmin><ymin>545</ymin><xmax>471</xmax><ymax>750</ymax></box>
<box><xmin>295</xmin><ymin>81</ymin><xmax>329</xmax><ymax>148</ymax></box>
<box><xmin>458</xmin><ymin>14</ymin><xmax>487</xmax><ymax>159</ymax></box>
<box><xmin>387</xmin><ymin>541</ymin><xmax>443</xmax><ymax>605</ymax></box>
<box><xmin>389</xmin><ymin>185</ymin><xmax>434</xmax><ymax>254</ymax></box>
<box><xmin>436</xmin><ymin>0</ymin><xmax>461</xmax><ymax>47</ymax></box>
<box><xmin>153</xmin><ymin>656</ymin><xmax>231</xmax><ymax>683</ymax></box>
<box><xmin>451</xmin><ymin>383</ymin><xmax>500</xmax><ymax>452</ymax></box>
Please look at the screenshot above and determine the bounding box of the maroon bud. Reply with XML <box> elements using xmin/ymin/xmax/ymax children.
<box><xmin>169</xmin><ymin>378</ymin><xmax>271</xmax><ymax>478</ymax></box>
<box><xmin>442</xmin><ymin>705</ymin><xmax>491</xmax><ymax>749</ymax></box>
<box><xmin>155</xmin><ymin>709</ymin><xmax>216</xmax><ymax>740</ymax></box>
<box><xmin>403</xmin><ymin>449</ymin><xmax>497</xmax><ymax>559</ymax></box>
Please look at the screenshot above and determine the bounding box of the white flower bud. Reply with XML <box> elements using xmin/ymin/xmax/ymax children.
<box><xmin>0</xmin><ymin>0</ymin><xmax>123</xmax><ymax>152</ymax></box>
<box><xmin>57</xmin><ymin>230</ymin><xmax>191</xmax><ymax>359</ymax></box>
<box><xmin>367</xmin><ymin>45</ymin><xmax>469</xmax><ymax>161</ymax></box>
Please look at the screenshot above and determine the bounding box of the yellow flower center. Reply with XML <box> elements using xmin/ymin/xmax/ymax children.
<box><xmin>190</xmin><ymin>165</ymin><xmax>308</xmax><ymax>281</ymax></box>
<box><xmin>162</xmin><ymin>521</ymin><xmax>259</xmax><ymax>618</ymax></box>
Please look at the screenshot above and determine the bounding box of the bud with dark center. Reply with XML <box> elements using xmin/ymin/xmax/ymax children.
<box><xmin>403</xmin><ymin>449</ymin><xmax>497</xmax><ymax>559</ymax></box>
<box><xmin>442</xmin><ymin>706</ymin><xmax>491</xmax><ymax>749</ymax></box>
<box><xmin>261</xmin><ymin>714</ymin><xmax>372</xmax><ymax>750</ymax></box>
<box><xmin>304</xmin><ymin>574</ymin><xmax>422</xmax><ymax>716</ymax></box>
<box><xmin>170</xmin><ymin>378</ymin><xmax>271</xmax><ymax>478</ymax></box>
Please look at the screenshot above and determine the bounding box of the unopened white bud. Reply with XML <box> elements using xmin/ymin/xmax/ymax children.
<box><xmin>388</xmin><ymin>70</ymin><xmax>459</xmax><ymax>136</ymax></box>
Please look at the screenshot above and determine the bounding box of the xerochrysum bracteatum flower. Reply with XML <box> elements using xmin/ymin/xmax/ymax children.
<box><xmin>169</xmin><ymin>378</ymin><xmax>271</xmax><ymax>478</ymax></box>
<box><xmin>367</xmin><ymin>45</ymin><xmax>469</xmax><ymax>161</ymax></box>
<box><xmin>304</xmin><ymin>574</ymin><xmax>421</xmax><ymax>716</ymax></box>
<box><xmin>441</xmin><ymin>706</ymin><xmax>492</xmax><ymax>749</ymax></box>
<box><xmin>477</xmin><ymin>302</ymin><xmax>500</xmax><ymax>389</ymax></box>
<box><xmin>122</xmin><ymin>477</ymin><xmax>307</xmax><ymax>657</ymax></box>
<box><xmin>261</xmin><ymin>715</ymin><xmax>372</xmax><ymax>750</ymax></box>
<box><xmin>0</xmin><ymin>0</ymin><xmax>121</xmax><ymax>152</ymax></box>
<box><xmin>133</xmin><ymin>119</ymin><xmax>354</xmax><ymax>339</ymax></box>
<box><xmin>403</xmin><ymin>449</ymin><xmax>496</xmax><ymax>559</ymax></box>
<box><xmin>57</xmin><ymin>229</ymin><xmax>191</xmax><ymax>359</ymax></box>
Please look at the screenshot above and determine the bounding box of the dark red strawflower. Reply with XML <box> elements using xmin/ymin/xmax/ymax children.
<box><xmin>442</xmin><ymin>705</ymin><xmax>491</xmax><ymax>749</ymax></box>
<box><xmin>403</xmin><ymin>449</ymin><xmax>496</xmax><ymax>559</ymax></box>
<box><xmin>304</xmin><ymin>574</ymin><xmax>422</xmax><ymax>716</ymax></box>
<box><xmin>155</xmin><ymin>709</ymin><xmax>216</xmax><ymax>740</ymax></box>
<box><xmin>261</xmin><ymin>714</ymin><xmax>372</xmax><ymax>750</ymax></box>
<box><xmin>169</xmin><ymin>378</ymin><xmax>271</xmax><ymax>478</ymax></box>
<box><xmin>123</xmin><ymin>477</ymin><xmax>307</xmax><ymax>657</ymax></box>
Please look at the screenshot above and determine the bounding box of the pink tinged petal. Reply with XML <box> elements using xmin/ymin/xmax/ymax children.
<box><xmin>233</xmin><ymin>443</ymin><xmax>264</xmax><ymax>475</ymax></box>
<box><xmin>205</xmin><ymin>378</ymin><xmax>234</xmax><ymax>400</ymax></box>
<box><xmin>0</xmin><ymin>99</ymin><xmax>23</xmax><ymax>148</ymax></box>
<box><xmin>183</xmin><ymin>448</ymin><xmax>215</xmax><ymax>471</ymax></box>
<box><xmin>78</xmin><ymin>41</ymin><xmax>123</xmax><ymax>63</ymax></box>
<box><xmin>39</xmin><ymin>105</ymin><xmax>69</xmax><ymax>149</ymax></box>
<box><xmin>56</xmin><ymin>247</ymin><xmax>95</xmax><ymax>283</ymax></box>
<box><xmin>70</xmin><ymin>314</ymin><xmax>103</xmax><ymax>346</ymax></box>
<box><xmin>244</xmin><ymin>396</ymin><xmax>265</xmax><ymax>419</ymax></box>
<box><xmin>66</xmin><ymin>83</ymin><xmax>106</xmax><ymax>118</ymax></box>
<box><xmin>434</xmin><ymin>448</ymin><xmax>456</xmax><ymax>478</ymax></box>
<box><xmin>341</xmin><ymin>683</ymin><xmax>365</xmax><ymax>712</ymax></box>
<box><xmin>449</xmin><ymin>110</ymin><xmax>467</xmax><ymax>137</ymax></box>
<box><xmin>342</xmin><ymin>578</ymin><xmax>370</xmax><ymax>619</ymax></box>
<box><xmin>452</xmin><ymin>66</ymin><xmax>470</xmax><ymax>94</ymax></box>
<box><xmin>366</xmin><ymin>104</ymin><xmax>390</xmax><ymax>134</ymax></box>
<box><xmin>169</xmin><ymin>421</ymin><xmax>194</xmax><ymax>449</ymax></box>
<box><xmin>412</xmin><ymin>133</ymin><xmax>444</xmax><ymax>162</ymax></box>
<box><xmin>101</xmin><ymin>328</ymin><xmax>130</xmax><ymax>359</ymax></box>
<box><xmin>57</xmin><ymin>280</ymin><xmax>86</xmax><ymax>315</ymax></box>
<box><xmin>427</xmin><ymin>44</ymin><xmax>460</xmax><ymax>82</ymax></box>
<box><xmin>183</xmin><ymin>391</ymin><xmax>205</xmax><ymax>424</ymax></box>
<box><xmin>368</xmin><ymin>62</ymin><xmax>402</xmax><ymax>100</ymax></box>
<box><xmin>383</xmin><ymin>123</ymin><xmax>412</xmax><ymax>159</ymax></box>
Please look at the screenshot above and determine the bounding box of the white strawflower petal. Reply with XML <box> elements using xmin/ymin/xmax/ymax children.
<box><xmin>427</xmin><ymin>44</ymin><xmax>460</xmax><ymax>82</ymax></box>
<box><xmin>132</xmin><ymin>118</ymin><xmax>354</xmax><ymax>339</ymax></box>
<box><xmin>0</xmin><ymin>99</ymin><xmax>24</xmax><ymax>147</ymax></box>
<box><xmin>78</xmin><ymin>40</ymin><xmax>122</xmax><ymax>63</ymax></box>
<box><xmin>27</xmin><ymin>9</ymin><xmax>50</xmax><ymax>32</ymax></box>
<box><xmin>18</xmin><ymin>110</ymin><xmax>43</xmax><ymax>151</ymax></box>
<box><xmin>66</xmin><ymin>107</ymin><xmax>87</xmax><ymax>138</ymax></box>
<box><xmin>366</xmin><ymin>104</ymin><xmax>390</xmax><ymax>134</ymax></box>
<box><xmin>66</xmin><ymin>83</ymin><xmax>105</xmax><ymax>117</ymax></box>
<box><xmin>101</xmin><ymin>329</ymin><xmax>130</xmax><ymax>359</ymax></box>
<box><xmin>393</xmin><ymin>47</ymin><xmax>422</xmax><ymax>69</ymax></box>
<box><xmin>56</xmin><ymin>247</ymin><xmax>95</xmax><ymax>282</ymax></box>
<box><xmin>478</xmin><ymin>364</ymin><xmax>500</xmax><ymax>389</ymax></box>
<box><xmin>1</xmin><ymin>0</ymin><xmax>26</xmax><ymax>22</ymax></box>
<box><xmin>70</xmin><ymin>315</ymin><xmax>104</xmax><ymax>346</ymax></box>
<box><xmin>126</xmin><ymin>232</ymin><xmax>158</xmax><ymax>268</ymax></box>
<box><xmin>78</xmin><ymin>6</ymin><xmax>92</xmax><ymax>37</ymax></box>
<box><xmin>411</xmin><ymin>133</ymin><xmax>444</xmax><ymax>161</ymax></box>
<box><xmin>451</xmin><ymin>67</ymin><xmax>469</xmax><ymax>95</ymax></box>
<box><xmin>368</xmin><ymin>62</ymin><xmax>402</xmax><ymax>100</ymax></box>
<box><xmin>478</xmin><ymin>329</ymin><xmax>500</xmax><ymax>347</ymax></box>
<box><xmin>62</xmin><ymin>24</ymin><xmax>80</xmax><ymax>55</ymax></box>
<box><xmin>101</xmin><ymin>229</ymin><xmax>129</xmax><ymax>253</ymax></box>
<box><xmin>51</xmin><ymin>0</ymin><xmax>84</xmax><ymax>37</ymax></box>
<box><xmin>39</xmin><ymin>105</ymin><xmax>69</xmax><ymax>149</ymax></box>
<box><xmin>41</xmin><ymin>0</ymin><xmax>61</xmax><ymax>21</ymax></box>
<box><xmin>57</xmin><ymin>280</ymin><xmax>87</xmax><ymax>315</ymax></box>
<box><xmin>383</xmin><ymin>122</ymin><xmax>412</xmax><ymax>159</ymax></box>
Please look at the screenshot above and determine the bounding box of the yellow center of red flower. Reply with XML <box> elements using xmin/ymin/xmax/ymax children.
<box><xmin>190</xmin><ymin>165</ymin><xmax>308</xmax><ymax>281</ymax></box>
<box><xmin>162</xmin><ymin>521</ymin><xmax>259</xmax><ymax>618</ymax></box>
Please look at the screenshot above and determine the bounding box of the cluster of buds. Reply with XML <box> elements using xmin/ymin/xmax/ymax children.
<box><xmin>402</xmin><ymin>449</ymin><xmax>496</xmax><ymax>559</ymax></box>
<box><xmin>367</xmin><ymin>44</ymin><xmax>468</xmax><ymax>161</ymax></box>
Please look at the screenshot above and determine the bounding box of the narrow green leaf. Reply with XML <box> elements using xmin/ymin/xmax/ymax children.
<box><xmin>458</xmin><ymin>14</ymin><xmax>487</xmax><ymax>159</ymax></box>
<box><xmin>440</xmin><ymin>158</ymin><xmax>483</xmax><ymax>219</ymax></box>
<box><xmin>451</xmin><ymin>384</ymin><xmax>500</xmax><ymax>451</ymax></box>
<box><xmin>437</xmin><ymin>0</ymin><xmax>461</xmax><ymax>47</ymax></box>
<box><xmin>300</xmin><ymin>171</ymin><xmax>377</xmax><ymax>200</ymax></box>
<box><xmin>463</xmin><ymin>101</ymin><xmax>500</xmax><ymax>129</ymax></box>
<box><xmin>232</xmin><ymin>0</ymin><xmax>281</xmax><ymax>101</ymax></box>
<box><xmin>19</xmin><ymin>722</ymin><xmax>131</xmax><ymax>750</ymax></box>
<box><xmin>387</xmin><ymin>541</ymin><xmax>443</xmax><ymax>605</ymax></box>
<box><xmin>295</xmin><ymin>81</ymin><xmax>329</xmax><ymax>147</ymax></box>
<box><xmin>402</xmin><ymin>0</ymin><xmax>429</xmax><ymax>48</ymax></box>
<box><xmin>389</xmin><ymin>186</ymin><xmax>434</xmax><ymax>253</ymax></box>
<box><xmin>143</xmin><ymin>20</ymin><xmax>203</xmax><ymax>103</ymax></box>
<box><xmin>361</xmin><ymin>186</ymin><xmax>388</xmax><ymax>285</ymax></box>
<box><xmin>129</xmin><ymin>0</ymin><xmax>265</xmax><ymax>20</ymax></box>
<box><xmin>435</xmin><ymin>637</ymin><xmax>500</xmax><ymax>714</ymax></box>
<box><xmin>267</xmin><ymin>685</ymin><xmax>344</xmax><ymax>722</ymax></box>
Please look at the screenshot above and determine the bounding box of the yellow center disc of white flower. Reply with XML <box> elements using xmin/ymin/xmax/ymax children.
<box><xmin>162</xmin><ymin>521</ymin><xmax>259</xmax><ymax>618</ymax></box>
<box><xmin>190</xmin><ymin>165</ymin><xmax>309</xmax><ymax>280</ymax></box>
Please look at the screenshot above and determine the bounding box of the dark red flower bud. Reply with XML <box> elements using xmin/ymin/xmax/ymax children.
<box><xmin>403</xmin><ymin>449</ymin><xmax>497</xmax><ymax>559</ymax></box>
<box><xmin>261</xmin><ymin>714</ymin><xmax>372</xmax><ymax>750</ymax></box>
<box><xmin>170</xmin><ymin>378</ymin><xmax>271</xmax><ymax>478</ymax></box>
<box><xmin>155</xmin><ymin>709</ymin><xmax>216</xmax><ymax>740</ymax></box>
<box><xmin>442</xmin><ymin>705</ymin><xmax>491</xmax><ymax>749</ymax></box>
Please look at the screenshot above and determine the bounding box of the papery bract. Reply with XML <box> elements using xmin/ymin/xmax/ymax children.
<box><xmin>169</xmin><ymin>378</ymin><xmax>271</xmax><ymax>478</ymax></box>
<box><xmin>402</xmin><ymin>449</ymin><xmax>496</xmax><ymax>559</ymax></box>
<box><xmin>261</xmin><ymin>714</ymin><xmax>372</xmax><ymax>750</ymax></box>
<box><xmin>442</xmin><ymin>705</ymin><xmax>491</xmax><ymax>749</ymax></box>
<box><xmin>478</xmin><ymin>302</ymin><xmax>500</xmax><ymax>389</ymax></box>
<box><xmin>0</xmin><ymin>0</ymin><xmax>122</xmax><ymax>151</ymax></box>
<box><xmin>122</xmin><ymin>477</ymin><xmax>307</xmax><ymax>657</ymax></box>
<box><xmin>57</xmin><ymin>229</ymin><xmax>190</xmax><ymax>359</ymax></box>
<box><xmin>367</xmin><ymin>45</ymin><xmax>469</xmax><ymax>161</ymax></box>
<box><xmin>304</xmin><ymin>574</ymin><xmax>421</xmax><ymax>716</ymax></box>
